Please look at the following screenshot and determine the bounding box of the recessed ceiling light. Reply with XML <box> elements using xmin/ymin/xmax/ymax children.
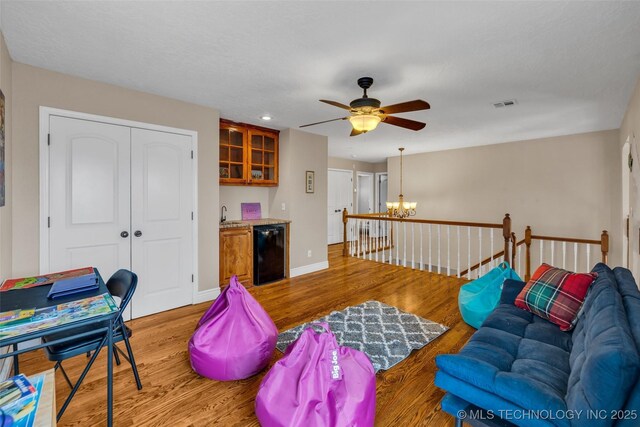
<box><xmin>260</xmin><ymin>115</ymin><xmax>272</xmax><ymax>121</ymax></box>
<box><xmin>351</xmin><ymin>154</ymin><xmax>357</xmax><ymax>158</ymax></box>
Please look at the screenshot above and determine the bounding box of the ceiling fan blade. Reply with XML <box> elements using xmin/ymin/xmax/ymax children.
<box><xmin>320</xmin><ymin>99</ymin><xmax>352</xmax><ymax>110</ymax></box>
<box><xmin>382</xmin><ymin>115</ymin><xmax>426</xmax><ymax>131</ymax></box>
<box><xmin>299</xmin><ymin>117</ymin><xmax>348</xmax><ymax>128</ymax></box>
<box><xmin>379</xmin><ymin>100</ymin><xmax>430</xmax><ymax>115</ymax></box>
<box><xmin>350</xmin><ymin>128</ymin><xmax>364</xmax><ymax>137</ymax></box>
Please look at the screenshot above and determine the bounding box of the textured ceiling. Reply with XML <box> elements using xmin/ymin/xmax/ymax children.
<box><xmin>3</xmin><ymin>1</ymin><xmax>640</xmax><ymax>162</ymax></box>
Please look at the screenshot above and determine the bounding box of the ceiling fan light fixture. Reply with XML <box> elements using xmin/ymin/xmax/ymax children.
<box><xmin>348</xmin><ymin>114</ymin><xmax>381</xmax><ymax>132</ymax></box>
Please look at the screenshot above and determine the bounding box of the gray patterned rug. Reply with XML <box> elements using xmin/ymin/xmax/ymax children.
<box><xmin>276</xmin><ymin>300</ymin><xmax>448</xmax><ymax>372</ymax></box>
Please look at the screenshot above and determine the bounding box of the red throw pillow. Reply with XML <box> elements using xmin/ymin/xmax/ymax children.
<box><xmin>514</xmin><ymin>263</ymin><xmax>597</xmax><ymax>331</ymax></box>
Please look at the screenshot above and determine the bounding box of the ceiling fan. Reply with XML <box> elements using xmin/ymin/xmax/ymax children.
<box><xmin>300</xmin><ymin>77</ymin><xmax>430</xmax><ymax>136</ymax></box>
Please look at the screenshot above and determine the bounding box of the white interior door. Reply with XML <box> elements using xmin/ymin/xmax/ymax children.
<box><xmin>130</xmin><ymin>128</ymin><xmax>193</xmax><ymax>318</ymax></box>
<box><xmin>328</xmin><ymin>169</ymin><xmax>352</xmax><ymax>244</ymax></box>
<box><xmin>357</xmin><ymin>173</ymin><xmax>374</xmax><ymax>214</ymax></box>
<box><xmin>49</xmin><ymin>116</ymin><xmax>131</xmax><ymax>281</ymax></box>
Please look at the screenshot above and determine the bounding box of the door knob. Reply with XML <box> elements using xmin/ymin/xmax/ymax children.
<box><xmin>120</xmin><ymin>231</ymin><xmax>129</xmax><ymax>238</ymax></box>
<box><xmin>134</xmin><ymin>230</ymin><xmax>142</xmax><ymax>237</ymax></box>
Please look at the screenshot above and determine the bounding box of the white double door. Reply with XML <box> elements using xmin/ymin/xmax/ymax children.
<box><xmin>47</xmin><ymin>115</ymin><xmax>194</xmax><ymax>318</ymax></box>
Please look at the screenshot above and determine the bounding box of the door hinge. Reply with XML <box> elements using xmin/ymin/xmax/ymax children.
<box><xmin>191</xmin><ymin>211</ymin><xmax>194</xmax><ymax>220</ymax></box>
<box><xmin>47</xmin><ymin>134</ymin><xmax>50</xmax><ymax>146</ymax></box>
<box><xmin>191</xmin><ymin>274</ymin><xmax>194</xmax><ymax>283</ymax></box>
<box><xmin>191</xmin><ymin>150</ymin><xmax>194</xmax><ymax>159</ymax></box>
<box><xmin>47</xmin><ymin>217</ymin><xmax>50</xmax><ymax>228</ymax></box>
<box><xmin>626</xmin><ymin>216</ymin><xmax>630</xmax><ymax>238</ymax></box>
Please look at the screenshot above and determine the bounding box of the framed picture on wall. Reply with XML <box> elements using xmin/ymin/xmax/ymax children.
<box><xmin>0</xmin><ymin>89</ymin><xmax>5</xmax><ymax>207</ymax></box>
<box><xmin>305</xmin><ymin>170</ymin><xmax>314</xmax><ymax>193</ymax></box>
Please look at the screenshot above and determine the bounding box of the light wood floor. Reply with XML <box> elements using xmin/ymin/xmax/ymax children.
<box><xmin>19</xmin><ymin>245</ymin><xmax>474</xmax><ymax>426</ymax></box>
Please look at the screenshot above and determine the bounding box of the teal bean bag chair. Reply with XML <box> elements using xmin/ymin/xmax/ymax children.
<box><xmin>458</xmin><ymin>262</ymin><xmax>520</xmax><ymax>329</ymax></box>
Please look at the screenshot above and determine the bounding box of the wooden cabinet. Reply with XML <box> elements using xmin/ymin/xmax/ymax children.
<box><xmin>219</xmin><ymin>119</ymin><xmax>279</xmax><ymax>186</ymax></box>
<box><xmin>219</xmin><ymin>227</ymin><xmax>253</xmax><ymax>286</ymax></box>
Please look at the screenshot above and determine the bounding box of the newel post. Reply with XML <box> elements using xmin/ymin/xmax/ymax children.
<box><xmin>342</xmin><ymin>208</ymin><xmax>348</xmax><ymax>257</ymax></box>
<box><xmin>601</xmin><ymin>230</ymin><xmax>609</xmax><ymax>264</ymax></box>
<box><xmin>524</xmin><ymin>226</ymin><xmax>532</xmax><ymax>281</ymax></box>
<box><xmin>502</xmin><ymin>214</ymin><xmax>511</xmax><ymax>268</ymax></box>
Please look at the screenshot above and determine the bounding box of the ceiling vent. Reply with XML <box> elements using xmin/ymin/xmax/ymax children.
<box><xmin>493</xmin><ymin>99</ymin><xmax>518</xmax><ymax>108</ymax></box>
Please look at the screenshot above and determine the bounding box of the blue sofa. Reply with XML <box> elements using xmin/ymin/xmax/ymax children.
<box><xmin>435</xmin><ymin>263</ymin><xmax>640</xmax><ymax>427</ymax></box>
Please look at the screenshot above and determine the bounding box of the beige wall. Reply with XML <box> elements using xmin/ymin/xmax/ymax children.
<box><xmin>270</xmin><ymin>129</ymin><xmax>328</xmax><ymax>270</ymax></box>
<box><xmin>388</xmin><ymin>129</ymin><xmax>622</xmax><ymax>266</ymax></box>
<box><xmin>0</xmin><ymin>32</ymin><xmax>12</xmax><ymax>280</ymax></box>
<box><xmin>219</xmin><ymin>186</ymin><xmax>271</xmax><ymax>221</ymax></box>
<box><xmin>620</xmin><ymin>75</ymin><xmax>640</xmax><ymax>277</ymax></box>
<box><xmin>11</xmin><ymin>63</ymin><xmax>219</xmax><ymax>292</ymax></box>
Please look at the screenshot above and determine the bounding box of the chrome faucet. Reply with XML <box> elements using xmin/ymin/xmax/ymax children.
<box><xmin>221</xmin><ymin>205</ymin><xmax>227</xmax><ymax>223</ymax></box>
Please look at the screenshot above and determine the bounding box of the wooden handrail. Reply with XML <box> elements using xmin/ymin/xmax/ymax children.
<box><xmin>459</xmin><ymin>249</ymin><xmax>508</xmax><ymax>277</ymax></box>
<box><xmin>344</xmin><ymin>213</ymin><xmax>504</xmax><ymax>229</ymax></box>
<box><xmin>529</xmin><ymin>235</ymin><xmax>601</xmax><ymax>245</ymax></box>
<box><xmin>460</xmin><ymin>232</ymin><xmax>520</xmax><ymax>278</ymax></box>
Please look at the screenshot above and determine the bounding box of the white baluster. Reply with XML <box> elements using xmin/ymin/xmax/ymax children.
<box><xmin>355</xmin><ymin>220</ymin><xmax>359</xmax><ymax>258</ymax></box>
<box><xmin>447</xmin><ymin>226</ymin><xmax>451</xmax><ymax>276</ymax></box>
<box><xmin>457</xmin><ymin>226</ymin><xmax>461</xmax><ymax>278</ymax></box>
<box><xmin>551</xmin><ymin>242</ymin><xmax>555</xmax><ymax>266</ymax></box>
<box><xmin>375</xmin><ymin>220</ymin><xmax>379</xmax><ymax>263</ymax></box>
<box><xmin>467</xmin><ymin>227</ymin><xmax>471</xmax><ymax>280</ymax></box>
<box><xmin>586</xmin><ymin>244</ymin><xmax>591</xmax><ymax>270</ymax></box>
<box><xmin>351</xmin><ymin>220</ymin><xmax>354</xmax><ymax>256</ymax></box>
<box><xmin>574</xmin><ymin>242</ymin><xmax>578</xmax><ymax>272</ymax></box>
<box><xmin>478</xmin><ymin>228</ymin><xmax>482</xmax><ymax>278</ymax></box>
<box><xmin>562</xmin><ymin>242</ymin><xmax>566</xmax><ymax>269</ymax></box>
<box><xmin>411</xmin><ymin>223</ymin><xmax>415</xmax><ymax>269</ymax></box>
<box><xmin>490</xmin><ymin>229</ymin><xmax>494</xmax><ymax>269</ymax></box>
<box><xmin>540</xmin><ymin>240</ymin><xmax>544</xmax><ymax>266</ymax></box>
<box><xmin>428</xmin><ymin>224</ymin><xmax>432</xmax><ymax>272</ymax></box>
<box><xmin>403</xmin><ymin>222</ymin><xmax>407</xmax><ymax>267</ymax></box>
<box><xmin>437</xmin><ymin>225</ymin><xmax>441</xmax><ymax>274</ymax></box>
<box><xmin>369</xmin><ymin>221</ymin><xmax>373</xmax><ymax>260</ymax></box>
<box><xmin>395</xmin><ymin>221</ymin><xmax>400</xmax><ymax>265</ymax></box>
<box><xmin>420</xmin><ymin>224</ymin><xmax>424</xmax><ymax>270</ymax></box>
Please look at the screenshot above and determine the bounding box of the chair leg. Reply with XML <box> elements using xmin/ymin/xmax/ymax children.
<box><xmin>12</xmin><ymin>344</ymin><xmax>20</xmax><ymax>376</ymax></box>
<box><xmin>115</xmin><ymin>344</ymin><xmax>130</xmax><ymax>364</ymax></box>
<box><xmin>55</xmin><ymin>361</ymin><xmax>74</xmax><ymax>390</ymax></box>
<box><xmin>57</xmin><ymin>336</ymin><xmax>107</xmax><ymax>421</ymax></box>
<box><xmin>113</xmin><ymin>345</ymin><xmax>121</xmax><ymax>366</ymax></box>
<box><xmin>455</xmin><ymin>418</ymin><xmax>464</xmax><ymax>427</ymax></box>
<box><xmin>121</xmin><ymin>332</ymin><xmax>142</xmax><ymax>390</ymax></box>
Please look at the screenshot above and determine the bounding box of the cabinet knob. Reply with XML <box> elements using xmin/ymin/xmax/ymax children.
<box><xmin>134</xmin><ymin>230</ymin><xmax>142</xmax><ymax>237</ymax></box>
<box><xmin>120</xmin><ymin>231</ymin><xmax>129</xmax><ymax>238</ymax></box>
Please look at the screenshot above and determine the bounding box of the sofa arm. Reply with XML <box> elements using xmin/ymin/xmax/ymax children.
<box><xmin>499</xmin><ymin>279</ymin><xmax>526</xmax><ymax>305</ymax></box>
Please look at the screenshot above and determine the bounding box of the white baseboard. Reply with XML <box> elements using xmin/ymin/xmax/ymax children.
<box><xmin>193</xmin><ymin>287</ymin><xmax>221</xmax><ymax>304</ymax></box>
<box><xmin>290</xmin><ymin>261</ymin><xmax>329</xmax><ymax>278</ymax></box>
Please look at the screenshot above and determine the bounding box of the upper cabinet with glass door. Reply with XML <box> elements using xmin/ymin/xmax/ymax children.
<box><xmin>219</xmin><ymin>119</ymin><xmax>279</xmax><ymax>186</ymax></box>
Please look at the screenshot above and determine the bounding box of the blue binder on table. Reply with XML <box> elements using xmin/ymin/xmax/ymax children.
<box><xmin>47</xmin><ymin>273</ymin><xmax>99</xmax><ymax>300</ymax></box>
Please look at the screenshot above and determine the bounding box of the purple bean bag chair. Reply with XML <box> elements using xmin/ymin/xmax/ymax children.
<box><xmin>255</xmin><ymin>322</ymin><xmax>376</xmax><ymax>426</ymax></box>
<box><xmin>188</xmin><ymin>275</ymin><xmax>277</xmax><ymax>381</ymax></box>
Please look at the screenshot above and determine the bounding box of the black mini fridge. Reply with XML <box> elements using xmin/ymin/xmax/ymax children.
<box><xmin>253</xmin><ymin>224</ymin><xmax>286</xmax><ymax>285</ymax></box>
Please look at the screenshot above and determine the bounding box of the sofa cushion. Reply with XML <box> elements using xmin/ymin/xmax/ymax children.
<box><xmin>515</xmin><ymin>264</ymin><xmax>597</xmax><ymax>331</ymax></box>
<box><xmin>612</xmin><ymin>267</ymin><xmax>640</xmax><ymax>427</ymax></box>
<box><xmin>436</xmin><ymin>301</ymin><xmax>573</xmax><ymax>422</ymax></box>
<box><xmin>565</xmin><ymin>263</ymin><xmax>640</xmax><ymax>426</ymax></box>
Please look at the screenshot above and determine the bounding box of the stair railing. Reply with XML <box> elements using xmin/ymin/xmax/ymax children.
<box><xmin>523</xmin><ymin>226</ymin><xmax>609</xmax><ymax>281</ymax></box>
<box><xmin>342</xmin><ymin>209</ymin><xmax>512</xmax><ymax>279</ymax></box>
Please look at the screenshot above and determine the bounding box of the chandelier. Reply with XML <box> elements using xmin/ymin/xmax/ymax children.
<box><xmin>386</xmin><ymin>147</ymin><xmax>417</xmax><ymax>218</ymax></box>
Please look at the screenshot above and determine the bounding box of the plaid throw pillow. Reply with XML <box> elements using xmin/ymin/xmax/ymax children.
<box><xmin>514</xmin><ymin>263</ymin><xmax>597</xmax><ymax>331</ymax></box>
